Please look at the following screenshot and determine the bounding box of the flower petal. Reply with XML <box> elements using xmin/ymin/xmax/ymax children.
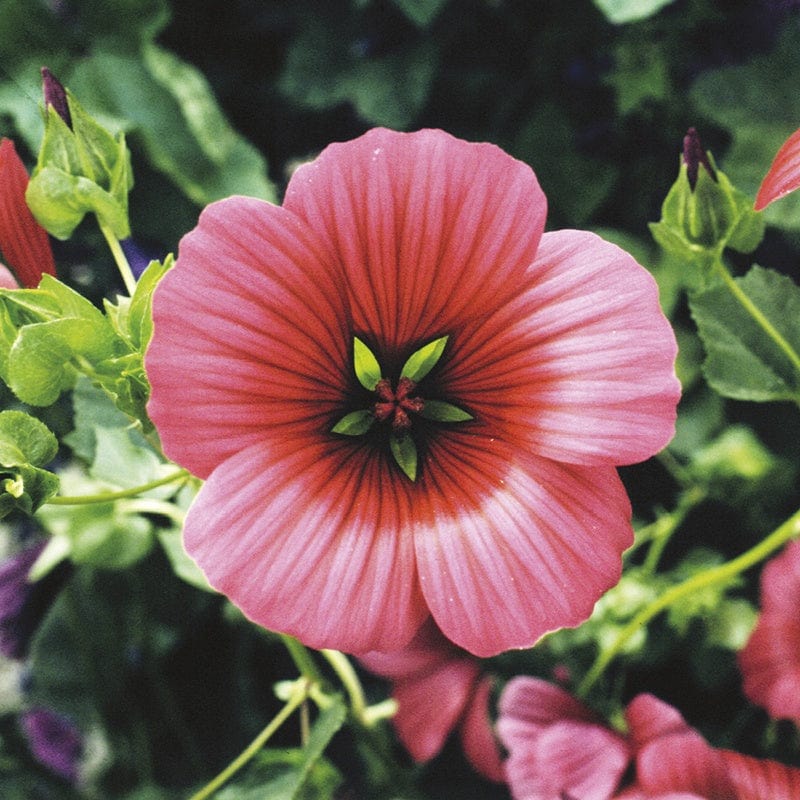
<box><xmin>754</xmin><ymin>126</ymin><xmax>800</xmax><ymax>211</ymax></box>
<box><xmin>625</xmin><ymin>693</ymin><xmax>694</xmax><ymax>752</ymax></box>
<box><xmin>504</xmin><ymin>719</ymin><xmax>628</xmax><ymax>800</ymax></box>
<box><xmin>284</xmin><ymin>128</ymin><xmax>547</xmax><ymax>366</ymax></box>
<box><xmin>413</xmin><ymin>440</ymin><xmax>632</xmax><ymax>656</ymax></box>
<box><xmin>182</xmin><ymin>435</ymin><xmax>428</xmax><ymax>653</ymax></box>
<box><xmin>146</xmin><ymin>196</ymin><xmax>351</xmax><ymax>479</ymax></box>
<box><xmin>0</xmin><ymin>139</ymin><xmax>56</xmax><ymax>288</ymax></box>
<box><xmin>443</xmin><ymin>230</ymin><xmax>680</xmax><ymax>467</ymax></box>
<box><xmin>722</xmin><ymin>749</ymin><xmax>800</xmax><ymax>800</ymax></box>
<box><xmin>459</xmin><ymin>675</ymin><xmax>504</xmax><ymax>783</ymax></box>
<box><xmin>391</xmin><ymin>658</ymin><xmax>479</xmax><ymax>763</ymax></box>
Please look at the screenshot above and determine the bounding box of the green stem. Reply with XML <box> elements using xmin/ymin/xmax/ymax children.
<box><xmin>577</xmin><ymin>506</ymin><xmax>800</xmax><ymax>698</ymax></box>
<box><xmin>712</xmin><ymin>258</ymin><xmax>800</xmax><ymax>379</ymax></box>
<box><xmin>47</xmin><ymin>468</ymin><xmax>190</xmax><ymax>505</ymax></box>
<box><xmin>99</xmin><ymin>220</ymin><xmax>137</xmax><ymax>295</ymax></box>
<box><xmin>322</xmin><ymin>649</ymin><xmax>367</xmax><ymax>723</ymax></box>
<box><xmin>188</xmin><ymin>678</ymin><xmax>311</xmax><ymax>800</ymax></box>
<box><xmin>641</xmin><ymin>486</ymin><xmax>707</xmax><ymax>574</ymax></box>
<box><xmin>279</xmin><ymin>634</ymin><xmax>325</xmax><ymax>684</ymax></box>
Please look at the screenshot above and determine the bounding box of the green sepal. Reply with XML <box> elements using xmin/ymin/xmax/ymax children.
<box><xmin>331</xmin><ymin>409</ymin><xmax>375</xmax><ymax>436</ymax></box>
<box><xmin>128</xmin><ymin>255</ymin><xmax>173</xmax><ymax>350</ymax></box>
<box><xmin>401</xmin><ymin>335</ymin><xmax>448</xmax><ymax>383</ymax></box>
<box><xmin>419</xmin><ymin>399</ymin><xmax>473</xmax><ymax>422</ymax></box>
<box><xmin>649</xmin><ymin>156</ymin><xmax>765</xmax><ymax>286</ymax></box>
<box><xmin>390</xmin><ymin>435</ymin><xmax>417</xmax><ymax>481</ymax></box>
<box><xmin>0</xmin><ymin>410</ymin><xmax>60</xmax><ymax>519</ymax></box>
<box><xmin>26</xmin><ymin>91</ymin><xmax>133</xmax><ymax>239</ymax></box>
<box><xmin>353</xmin><ymin>337</ymin><xmax>382</xmax><ymax>391</ymax></box>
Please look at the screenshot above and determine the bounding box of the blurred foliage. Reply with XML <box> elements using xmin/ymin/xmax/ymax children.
<box><xmin>0</xmin><ymin>0</ymin><xmax>800</xmax><ymax>797</ymax></box>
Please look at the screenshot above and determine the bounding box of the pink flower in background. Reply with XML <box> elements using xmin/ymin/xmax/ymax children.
<box><xmin>754</xmin><ymin>125</ymin><xmax>800</xmax><ymax>210</ymax></box>
<box><xmin>738</xmin><ymin>538</ymin><xmax>800</xmax><ymax>724</ymax></box>
<box><xmin>497</xmin><ymin>677</ymin><xmax>630</xmax><ymax>799</ymax></box>
<box><xmin>359</xmin><ymin>618</ymin><xmax>503</xmax><ymax>782</ymax></box>
<box><xmin>146</xmin><ymin>127</ymin><xmax>680</xmax><ymax>657</ymax></box>
<box><xmin>497</xmin><ymin>677</ymin><xmax>800</xmax><ymax>799</ymax></box>
<box><xmin>0</xmin><ymin>138</ymin><xmax>56</xmax><ymax>288</ymax></box>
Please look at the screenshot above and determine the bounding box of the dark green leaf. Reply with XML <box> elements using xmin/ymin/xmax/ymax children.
<box><xmin>689</xmin><ymin>265</ymin><xmax>800</xmax><ymax>402</ymax></box>
<box><xmin>331</xmin><ymin>409</ymin><xmax>375</xmax><ymax>436</ymax></box>
<box><xmin>158</xmin><ymin>530</ymin><xmax>214</xmax><ymax>593</ymax></box>
<box><xmin>400</xmin><ymin>335</ymin><xmax>448</xmax><ymax>383</ymax></box>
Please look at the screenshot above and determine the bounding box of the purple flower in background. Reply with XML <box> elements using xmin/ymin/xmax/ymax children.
<box><xmin>20</xmin><ymin>707</ymin><xmax>83</xmax><ymax>783</ymax></box>
<box><xmin>0</xmin><ymin>541</ymin><xmax>70</xmax><ymax>660</ymax></box>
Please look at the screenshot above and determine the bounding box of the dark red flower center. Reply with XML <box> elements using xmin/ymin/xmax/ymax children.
<box><xmin>373</xmin><ymin>377</ymin><xmax>425</xmax><ymax>432</ymax></box>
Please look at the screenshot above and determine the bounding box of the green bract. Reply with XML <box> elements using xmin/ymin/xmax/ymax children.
<box><xmin>26</xmin><ymin>90</ymin><xmax>133</xmax><ymax>239</ymax></box>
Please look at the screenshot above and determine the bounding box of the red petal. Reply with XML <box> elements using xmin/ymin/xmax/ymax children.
<box><xmin>754</xmin><ymin>126</ymin><xmax>800</xmax><ymax>211</ymax></box>
<box><xmin>413</xmin><ymin>435</ymin><xmax>632</xmax><ymax>656</ymax></box>
<box><xmin>391</xmin><ymin>658</ymin><xmax>479</xmax><ymax>762</ymax></box>
<box><xmin>625</xmin><ymin>693</ymin><xmax>694</xmax><ymax>752</ymax></box>
<box><xmin>284</xmin><ymin>128</ymin><xmax>547</xmax><ymax>364</ymax></box>
<box><xmin>443</xmin><ymin>229</ymin><xmax>680</xmax><ymax>468</ymax></box>
<box><xmin>722</xmin><ymin>749</ymin><xmax>800</xmax><ymax>800</ymax></box>
<box><xmin>459</xmin><ymin>676</ymin><xmax>504</xmax><ymax>783</ymax></box>
<box><xmin>146</xmin><ymin>196</ymin><xmax>351</xmax><ymax>479</ymax></box>
<box><xmin>0</xmin><ymin>139</ymin><xmax>56</xmax><ymax>288</ymax></box>
<box><xmin>182</xmin><ymin>436</ymin><xmax>428</xmax><ymax>653</ymax></box>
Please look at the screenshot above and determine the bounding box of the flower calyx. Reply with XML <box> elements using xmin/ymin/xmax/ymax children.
<box><xmin>332</xmin><ymin>335</ymin><xmax>472</xmax><ymax>481</ymax></box>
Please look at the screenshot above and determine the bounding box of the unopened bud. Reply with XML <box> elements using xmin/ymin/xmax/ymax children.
<box><xmin>41</xmin><ymin>67</ymin><xmax>72</xmax><ymax>130</ymax></box>
<box><xmin>682</xmin><ymin>127</ymin><xmax>716</xmax><ymax>191</ymax></box>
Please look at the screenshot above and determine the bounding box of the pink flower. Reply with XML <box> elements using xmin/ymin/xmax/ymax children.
<box><xmin>0</xmin><ymin>138</ymin><xmax>56</xmax><ymax>288</ymax></box>
<box><xmin>359</xmin><ymin>617</ymin><xmax>503</xmax><ymax>782</ymax></box>
<box><xmin>754</xmin><ymin>125</ymin><xmax>800</xmax><ymax>211</ymax></box>
<box><xmin>146</xmin><ymin>127</ymin><xmax>680</xmax><ymax>656</ymax></box>
<box><xmin>738</xmin><ymin>538</ymin><xmax>800</xmax><ymax>724</ymax></box>
<box><xmin>497</xmin><ymin>677</ymin><xmax>630</xmax><ymax>799</ymax></box>
<box><xmin>497</xmin><ymin>677</ymin><xmax>800</xmax><ymax>799</ymax></box>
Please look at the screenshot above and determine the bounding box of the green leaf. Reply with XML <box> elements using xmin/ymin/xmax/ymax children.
<box><xmin>353</xmin><ymin>337</ymin><xmax>382</xmax><ymax>390</ymax></box>
<box><xmin>89</xmin><ymin>426</ymin><xmax>176</xmax><ymax>498</ymax></box>
<box><xmin>389</xmin><ymin>0</ymin><xmax>449</xmax><ymax>27</ymax></box>
<box><xmin>218</xmin><ymin>699</ymin><xmax>347</xmax><ymax>800</ymax></box>
<box><xmin>593</xmin><ymin>0</ymin><xmax>678</xmax><ymax>24</ymax></box>
<box><xmin>127</xmin><ymin>255</ymin><xmax>173</xmax><ymax>350</ymax></box>
<box><xmin>390</xmin><ymin>435</ymin><xmax>417</xmax><ymax>481</ymax></box>
<box><xmin>278</xmin><ymin>12</ymin><xmax>437</xmax><ymax>129</ymax></box>
<box><xmin>400</xmin><ymin>336</ymin><xmax>448</xmax><ymax>383</ymax></box>
<box><xmin>0</xmin><ymin>410</ymin><xmax>58</xmax><ymax>467</ymax></box>
<box><xmin>7</xmin><ymin>315</ymin><xmax>117</xmax><ymax>406</ymax></box>
<box><xmin>689</xmin><ymin>265</ymin><xmax>800</xmax><ymax>402</ymax></box>
<box><xmin>0</xmin><ymin>464</ymin><xmax>60</xmax><ymax>518</ymax></box>
<box><xmin>64</xmin><ymin>375</ymin><xmax>147</xmax><ymax>463</ymax></box>
<box><xmin>67</xmin><ymin>46</ymin><xmax>275</xmax><ymax>205</ymax></box>
<box><xmin>331</xmin><ymin>409</ymin><xmax>375</xmax><ymax>436</ymax></box>
<box><xmin>689</xmin><ymin>19</ymin><xmax>800</xmax><ymax>231</ymax></box>
<box><xmin>158</xmin><ymin>530</ymin><xmax>215</xmax><ymax>593</ymax></box>
<box><xmin>418</xmin><ymin>399</ymin><xmax>472</xmax><ymax>422</ymax></box>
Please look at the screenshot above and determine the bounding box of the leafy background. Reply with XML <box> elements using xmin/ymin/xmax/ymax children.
<box><xmin>1</xmin><ymin>0</ymin><xmax>800</xmax><ymax>797</ymax></box>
